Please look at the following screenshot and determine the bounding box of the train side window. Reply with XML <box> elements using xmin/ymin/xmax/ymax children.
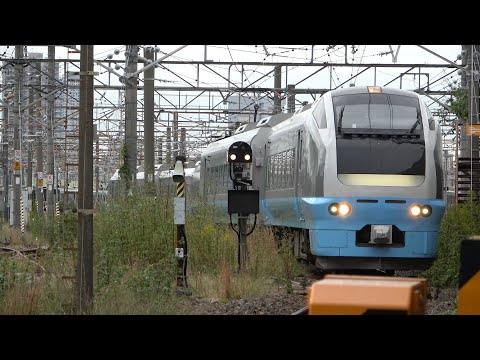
<box><xmin>312</xmin><ymin>98</ymin><xmax>327</xmax><ymax>128</ymax></box>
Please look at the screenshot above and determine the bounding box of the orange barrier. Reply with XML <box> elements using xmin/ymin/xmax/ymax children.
<box><xmin>307</xmin><ymin>275</ymin><xmax>426</xmax><ymax>315</ymax></box>
<box><xmin>458</xmin><ymin>237</ymin><xmax>480</xmax><ymax>315</ymax></box>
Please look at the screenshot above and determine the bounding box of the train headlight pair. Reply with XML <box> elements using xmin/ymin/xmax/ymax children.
<box><xmin>229</xmin><ymin>153</ymin><xmax>251</xmax><ymax>162</ymax></box>
<box><xmin>228</xmin><ymin>141</ymin><xmax>252</xmax><ymax>163</ymax></box>
<box><xmin>328</xmin><ymin>202</ymin><xmax>351</xmax><ymax>216</ymax></box>
<box><xmin>410</xmin><ymin>204</ymin><xmax>432</xmax><ymax>217</ymax></box>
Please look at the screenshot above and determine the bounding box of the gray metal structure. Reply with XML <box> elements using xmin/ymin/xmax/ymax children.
<box><xmin>0</xmin><ymin>45</ymin><xmax>466</xmax><ymax>220</ymax></box>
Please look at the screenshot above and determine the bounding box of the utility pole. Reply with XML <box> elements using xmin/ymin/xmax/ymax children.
<box><xmin>467</xmin><ymin>45</ymin><xmax>479</xmax><ymax>159</ymax></box>
<box><xmin>166</xmin><ymin>126</ymin><xmax>172</xmax><ymax>166</ymax></box>
<box><xmin>180</xmin><ymin>127</ymin><xmax>186</xmax><ymax>158</ymax></box>
<box><xmin>273</xmin><ymin>65</ymin><xmax>282</xmax><ymax>114</ymax></box>
<box><xmin>95</xmin><ymin>124</ymin><xmax>99</xmax><ymax>198</ymax></box>
<box><xmin>460</xmin><ymin>45</ymin><xmax>479</xmax><ymax>158</ymax></box>
<box><xmin>287</xmin><ymin>84</ymin><xmax>296</xmax><ymax>113</ymax></box>
<box><xmin>457</xmin><ymin>45</ymin><xmax>480</xmax><ymax>203</ymax></box>
<box><xmin>2</xmin><ymin>95</ymin><xmax>9</xmax><ymax>224</ymax></box>
<box><xmin>124</xmin><ymin>45</ymin><xmax>138</xmax><ymax>190</ymax></box>
<box><xmin>35</xmin><ymin>62</ymin><xmax>44</xmax><ymax>218</ymax></box>
<box><xmin>173</xmin><ymin>113</ymin><xmax>178</xmax><ymax>162</ymax></box>
<box><xmin>26</xmin><ymin>61</ymin><xmax>36</xmax><ymax>215</ymax></box>
<box><xmin>12</xmin><ymin>45</ymin><xmax>23</xmax><ymax>229</ymax></box>
<box><xmin>46</xmin><ymin>46</ymin><xmax>55</xmax><ymax>222</ymax></box>
<box><xmin>158</xmin><ymin>140</ymin><xmax>163</xmax><ymax>164</ymax></box>
<box><xmin>75</xmin><ymin>45</ymin><xmax>94</xmax><ymax>313</ymax></box>
<box><xmin>144</xmin><ymin>47</ymin><xmax>155</xmax><ymax>188</ymax></box>
<box><xmin>27</xmin><ymin>79</ymin><xmax>33</xmax><ymax>198</ymax></box>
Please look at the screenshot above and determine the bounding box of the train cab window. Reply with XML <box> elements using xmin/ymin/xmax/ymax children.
<box><xmin>369</xmin><ymin>94</ymin><xmax>390</xmax><ymax>128</ymax></box>
<box><xmin>333</xmin><ymin>93</ymin><xmax>421</xmax><ymax>132</ymax></box>
<box><xmin>334</xmin><ymin>94</ymin><xmax>371</xmax><ymax>129</ymax></box>
<box><xmin>390</xmin><ymin>95</ymin><xmax>422</xmax><ymax>131</ymax></box>
<box><xmin>312</xmin><ymin>98</ymin><xmax>327</xmax><ymax>128</ymax></box>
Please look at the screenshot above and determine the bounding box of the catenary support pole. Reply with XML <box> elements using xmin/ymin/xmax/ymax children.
<box><xmin>75</xmin><ymin>45</ymin><xmax>94</xmax><ymax>313</ymax></box>
<box><xmin>144</xmin><ymin>47</ymin><xmax>155</xmax><ymax>188</ymax></box>
<box><xmin>12</xmin><ymin>45</ymin><xmax>23</xmax><ymax>229</ymax></box>
<box><xmin>124</xmin><ymin>45</ymin><xmax>138</xmax><ymax>190</ymax></box>
<box><xmin>46</xmin><ymin>46</ymin><xmax>55</xmax><ymax>223</ymax></box>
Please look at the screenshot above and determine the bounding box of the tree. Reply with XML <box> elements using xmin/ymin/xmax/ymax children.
<box><xmin>448</xmin><ymin>87</ymin><xmax>468</xmax><ymax>121</ymax></box>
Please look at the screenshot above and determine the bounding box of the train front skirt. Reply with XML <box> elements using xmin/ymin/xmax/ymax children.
<box><xmin>262</xmin><ymin>196</ymin><xmax>445</xmax><ymax>270</ymax></box>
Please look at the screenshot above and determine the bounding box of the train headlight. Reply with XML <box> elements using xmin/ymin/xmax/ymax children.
<box><xmin>338</xmin><ymin>203</ymin><xmax>351</xmax><ymax>216</ymax></box>
<box><xmin>410</xmin><ymin>205</ymin><xmax>421</xmax><ymax>217</ymax></box>
<box><xmin>244</xmin><ymin>154</ymin><xmax>251</xmax><ymax>161</ymax></box>
<box><xmin>229</xmin><ymin>154</ymin><xmax>237</xmax><ymax>161</ymax></box>
<box><xmin>328</xmin><ymin>203</ymin><xmax>339</xmax><ymax>215</ymax></box>
<box><xmin>421</xmin><ymin>205</ymin><xmax>432</xmax><ymax>217</ymax></box>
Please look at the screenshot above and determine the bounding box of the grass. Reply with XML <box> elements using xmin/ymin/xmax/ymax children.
<box><xmin>0</xmin><ymin>185</ymin><xmax>300</xmax><ymax>314</ymax></box>
<box><xmin>6</xmin><ymin>186</ymin><xmax>479</xmax><ymax>314</ymax></box>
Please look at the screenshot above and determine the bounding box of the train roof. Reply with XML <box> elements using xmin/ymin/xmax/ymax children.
<box><xmin>329</xmin><ymin>86</ymin><xmax>419</xmax><ymax>98</ymax></box>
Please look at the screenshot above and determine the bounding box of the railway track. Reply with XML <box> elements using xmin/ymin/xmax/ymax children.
<box><xmin>291</xmin><ymin>307</ymin><xmax>308</xmax><ymax>315</ymax></box>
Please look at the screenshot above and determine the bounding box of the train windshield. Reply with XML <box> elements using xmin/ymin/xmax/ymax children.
<box><xmin>333</xmin><ymin>94</ymin><xmax>422</xmax><ymax>132</ymax></box>
<box><xmin>334</xmin><ymin>93</ymin><xmax>425</xmax><ymax>183</ymax></box>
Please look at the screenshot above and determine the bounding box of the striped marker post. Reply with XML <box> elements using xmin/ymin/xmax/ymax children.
<box><xmin>55</xmin><ymin>202</ymin><xmax>60</xmax><ymax>233</ymax></box>
<box><xmin>175</xmin><ymin>180</ymin><xmax>186</xmax><ymax>288</ymax></box>
<box><xmin>20</xmin><ymin>196</ymin><xmax>25</xmax><ymax>236</ymax></box>
<box><xmin>173</xmin><ymin>156</ymin><xmax>189</xmax><ymax>292</ymax></box>
<box><xmin>176</xmin><ymin>181</ymin><xmax>185</xmax><ymax>198</ymax></box>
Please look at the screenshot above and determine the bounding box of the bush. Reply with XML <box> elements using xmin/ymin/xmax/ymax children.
<box><xmin>423</xmin><ymin>200</ymin><xmax>480</xmax><ymax>288</ymax></box>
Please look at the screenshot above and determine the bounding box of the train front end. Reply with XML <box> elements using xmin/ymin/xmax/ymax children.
<box><xmin>309</xmin><ymin>86</ymin><xmax>445</xmax><ymax>270</ymax></box>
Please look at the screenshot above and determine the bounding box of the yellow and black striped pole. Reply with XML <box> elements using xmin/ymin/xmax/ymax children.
<box><xmin>20</xmin><ymin>196</ymin><xmax>25</xmax><ymax>236</ymax></box>
<box><xmin>458</xmin><ymin>236</ymin><xmax>480</xmax><ymax>314</ymax></box>
<box><xmin>55</xmin><ymin>202</ymin><xmax>60</xmax><ymax>233</ymax></box>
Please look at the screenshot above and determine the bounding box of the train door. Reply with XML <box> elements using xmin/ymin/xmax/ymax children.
<box><xmin>294</xmin><ymin>128</ymin><xmax>305</xmax><ymax>222</ymax></box>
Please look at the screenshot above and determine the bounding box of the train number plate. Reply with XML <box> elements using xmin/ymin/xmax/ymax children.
<box><xmin>370</xmin><ymin>225</ymin><xmax>392</xmax><ymax>244</ymax></box>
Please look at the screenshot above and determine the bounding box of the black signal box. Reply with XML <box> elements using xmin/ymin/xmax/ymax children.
<box><xmin>228</xmin><ymin>190</ymin><xmax>259</xmax><ymax>214</ymax></box>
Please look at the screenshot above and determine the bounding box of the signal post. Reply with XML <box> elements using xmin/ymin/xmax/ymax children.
<box><xmin>173</xmin><ymin>155</ymin><xmax>189</xmax><ymax>292</ymax></box>
<box><xmin>227</xmin><ymin>141</ymin><xmax>259</xmax><ymax>272</ymax></box>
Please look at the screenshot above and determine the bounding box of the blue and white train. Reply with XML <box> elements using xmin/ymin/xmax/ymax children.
<box><xmin>200</xmin><ymin>86</ymin><xmax>446</xmax><ymax>271</ymax></box>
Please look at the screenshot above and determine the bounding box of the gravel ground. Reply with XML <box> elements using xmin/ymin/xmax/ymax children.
<box><xmin>426</xmin><ymin>288</ymin><xmax>457</xmax><ymax>315</ymax></box>
<box><xmin>185</xmin><ymin>293</ymin><xmax>307</xmax><ymax>315</ymax></box>
<box><xmin>180</xmin><ymin>274</ymin><xmax>458</xmax><ymax>315</ymax></box>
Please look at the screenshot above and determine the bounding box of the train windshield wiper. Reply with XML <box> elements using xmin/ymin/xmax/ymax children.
<box><xmin>409</xmin><ymin>108</ymin><xmax>422</xmax><ymax>133</ymax></box>
<box><xmin>337</xmin><ymin>106</ymin><xmax>345</xmax><ymax>134</ymax></box>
